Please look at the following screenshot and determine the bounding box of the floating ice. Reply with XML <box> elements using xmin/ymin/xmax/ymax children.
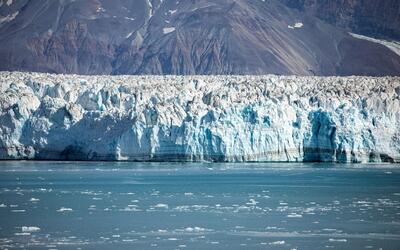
<box><xmin>57</xmin><ymin>207</ymin><xmax>73</xmax><ymax>212</ymax></box>
<box><xmin>168</xmin><ymin>9</ymin><xmax>177</xmax><ymax>15</ymax></box>
<box><xmin>246</xmin><ymin>199</ymin><xmax>258</xmax><ymax>205</ymax></box>
<box><xmin>15</xmin><ymin>232</ymin><xmax>30</xmax><ymax>236</ymax></box>
<box><xmin>350</xmin><ymin>33</ymin><xmax>400</xmax><ymax>57</ymax></box>
<box><xmin>154</xmin><ymin>203</ymin><xmax>169</xmax><ymax>209</ymax></box>
<box><xmin>269</xmin><ymin>240</ymin><xmax>285</xmax><ymax>245</ymax></box>
<box><xmin>11</xmin><ymin>209</ymin><xmax>25</xmax><ymax>213</ymax></box>
<box><xmin>329</xmin><ymin>238</ymin><xmax>347</xmax><ymax>242</ymax></box>
<box><xmin>287</xmin><ymin>213</ymin><xmax>303</xmax><ymax>218</ymax></box>
<box><xmin>21</xmin><ymin>226</ymin><xmax>40</xmax><ymax>232</ymax></box>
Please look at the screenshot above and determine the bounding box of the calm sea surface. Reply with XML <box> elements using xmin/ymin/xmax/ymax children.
<box><xmin>0</xmin><ymin>162</ymin><xmax>399</xmax><ymax>249</ymax></box>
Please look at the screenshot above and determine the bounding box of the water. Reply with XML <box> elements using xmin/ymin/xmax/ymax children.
<box><xmin>0</xmin><ymin>162</ymin><xmax>399</xmax><ymax>249</ymax></box>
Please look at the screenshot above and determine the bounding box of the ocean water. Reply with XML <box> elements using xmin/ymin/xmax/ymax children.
<box><xmin>0</xmin><ymin>162</ymin><xmax>399</xmax><ymax>250</ymax></box>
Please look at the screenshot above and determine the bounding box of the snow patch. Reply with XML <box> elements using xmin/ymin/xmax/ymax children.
<box><xmin>349</xmin><ymin>32</ymin><xmax>400</xmax><ymax>57</ymax></box>
<box><xmin>0</xmin><ymin>11</ymin><xmax>19</xmax><ymax>25</ymax></box>
<box><xmin>294</xmin><ymin>22</ymin><xmax>303</xmax><ymax>28</ymax></box>
<box><xmin>146</xmin><ymin>0</ymin><xmax>153</xmax><ymax>19</ymax></box>
<box><xmin>163</xmin><ymin>27</ymin><xmax>176</xmax><ymax>34</ymax></box>
<box><xmin>183</xmin><ymin>226</ymin><xmax>208</xmax><ymax>232</ymax></box>
<box><xmin>126</xmin><ymin>31</ymin><xmax>134</xmax><ymax>38</ymax></box>
<box><xmin>154</xmin><ymin>203</ymin><xmax>169</xmax><ymax>209</ymax></box>
<box><xmin>288</xmin><ymin>22</ymin><xmax>303</xmax><ymax>29</ymax></box>
<box><xmin>96</xmin><ymin>7</ymin><xmax>105</xmax><ymax>13</ymax></box>
<box><xmin>11</xmin><ymin>209</ymin><xmax>25</xmax><ymax>213</ymax></box>
<box><xmin>269</xmin><ymin>240</ymin><xmax>285</xmax><ymax>245</ymax></box>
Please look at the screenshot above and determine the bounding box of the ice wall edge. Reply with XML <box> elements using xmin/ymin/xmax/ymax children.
<box><xmin>1</xmin><ymin>71</ymin><xmax>399</xmax><ymax>163</ymax></box>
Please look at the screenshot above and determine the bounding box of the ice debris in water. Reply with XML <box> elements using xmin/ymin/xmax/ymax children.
<box><xmin>153</xmin><ymin>204</ymin><xmax>169</xmax><ymax>209</ymax></box>
<box><xmin>269</xmin><ymin>240</ymin><xmax>285</xmax><ymax>245</ymax></box>
<box><xmin>57</xmin><ymin>207</ymin><xmax>73</xmax><ymax>212</ymax></box>
<box><xmin>21</xmin><ymin>226</ymin><xmax>40</xmax><ymax>232</ymax></box>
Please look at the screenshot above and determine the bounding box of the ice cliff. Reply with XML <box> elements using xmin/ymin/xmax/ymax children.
<box><xmin>1</xmin><ymin>71</ymin><xmax>399</xmax><ymax>162</ymax></box>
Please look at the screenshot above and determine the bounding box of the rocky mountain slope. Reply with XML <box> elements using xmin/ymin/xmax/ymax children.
<box><xmin>0</xmin><ymin>0</ymin><xmax>399</xmax><ymax>76</ymax></box>
<box><xmin>283</xmin><ymin>0</ymin><xmax>400</xmax><ymax>40</ymax></box>
<box><xmin>1</xmin><ymin>71</ymin><xmax>399</xmax><ymax>162</ymax></box>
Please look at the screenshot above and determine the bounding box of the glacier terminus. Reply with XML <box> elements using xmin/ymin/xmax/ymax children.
<box><xmin>0</xmin><ymin>72</ymin><xmax>399</xmax><ymax>163</ymax></box>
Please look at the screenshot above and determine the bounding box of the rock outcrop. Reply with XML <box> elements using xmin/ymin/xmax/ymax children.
<box><xmin>1</xmin><ymin>71</ymin><xmax>399</xmax><ymax>162</ymax></box>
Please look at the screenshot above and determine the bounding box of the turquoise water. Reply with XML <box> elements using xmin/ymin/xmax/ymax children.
<box><xmin>0</xmin><ymin>162</ymin><xmax>399</xmax><ymax>249</ymax></box>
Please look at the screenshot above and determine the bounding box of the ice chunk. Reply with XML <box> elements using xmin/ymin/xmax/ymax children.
<box><xmin>329</xmin><ymin>238</ymin><xmax>347</xmax><ymax>242</ymax></box>
<box><xmin>154</xmin><ymin>203</ymin><xmax>169</xmax><ymax>209</ymax></box>
<box><xmin>57</xmin><ymin>207</ymin><xmax>73</xmax><ymax>212</ymax></box>
<box><xmin>22</xmin><ymin>226</ymin><xmax>40</xmax><ymax>232</ymax></box>
<box><xmin>269</xmin><ymin>240</ymin><xmax>285</xmax><ymax>245</ymax></box>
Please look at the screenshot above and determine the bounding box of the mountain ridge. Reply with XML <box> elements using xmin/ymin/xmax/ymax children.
<box><xmin>0</xmin><ymin>0</ymin><xmax>399</xmax><ymax>76</ymax></box>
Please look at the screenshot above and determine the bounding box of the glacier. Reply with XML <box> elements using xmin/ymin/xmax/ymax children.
<box><xmin>0</xmin><ymin>71</ymin><xmax>399</xmax><ymax>162</ymax></box>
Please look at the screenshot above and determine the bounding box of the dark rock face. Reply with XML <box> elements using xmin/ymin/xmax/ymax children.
<box><xmin>0</xmin><ymin>0</ymin><xmax>399</xmax><ymax>76</ymax></box>
<box><xmin>283</xmin><ymin>0</ymin><xmax>400</xmax><ymax>40</ymax></box>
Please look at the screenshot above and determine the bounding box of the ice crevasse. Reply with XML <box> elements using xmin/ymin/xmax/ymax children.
<box><xmin>0</xmin><ymin>72</ymin><xmax>399</xmax><ymax>162</ymax></box>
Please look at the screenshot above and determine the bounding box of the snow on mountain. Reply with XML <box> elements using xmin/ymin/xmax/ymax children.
<box><xmin>0</xmin><ymin>0</ymin><xmax>399</xmax><ymax>76</ymax></box>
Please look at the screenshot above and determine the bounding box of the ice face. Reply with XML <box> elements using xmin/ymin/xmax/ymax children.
<box><xmin>0</xmin><ymin>72</ymin><xmax>399</xmax><ymax>162</ymax></box>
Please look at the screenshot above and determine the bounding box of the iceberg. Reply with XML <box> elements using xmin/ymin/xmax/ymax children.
<box><xmin>0</xmin><ymin>71</ymin><xmax>399</xmax><ymax>162</ymax></box>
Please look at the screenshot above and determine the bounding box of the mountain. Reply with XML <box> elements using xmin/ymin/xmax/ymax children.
<box><xmin>0</xmin><ymin>0</ymin><xmax>399</xmax><ymax>76</ymax></box>
<box><xmin>283</xmin><ymin>0</ymin><xmax>400</xmax><ymax>40</ymax></box>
